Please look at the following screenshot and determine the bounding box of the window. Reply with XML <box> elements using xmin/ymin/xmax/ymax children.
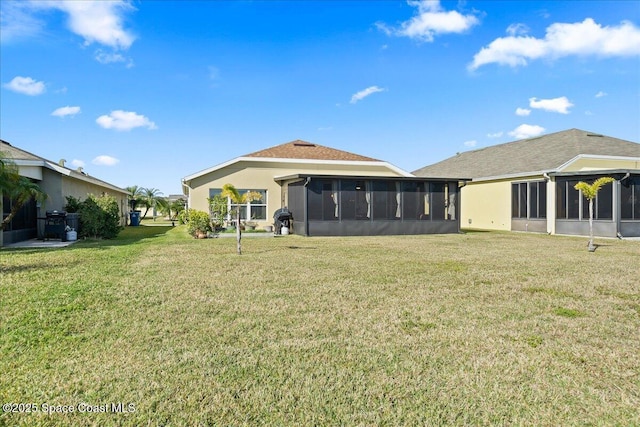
<box><xmin>621</xmin><ymin>177</ymin><xmax>640</xmax><ymax>220</ymax></box>
<box><xmin>308</xmin><ymin>179</ymin><xmax>338</xmax><ymax>221</ymax></box>
<box><xmin>209</xmin><ymin>188</ymin><xmax>267</xmax><ymax>221</ymax></box>
<box><xmin>341</xmin><ymin>180</ymin><xmax>369</xmax><ymax>220</ymax></box>
<box><xmin>557</xmin><ymin>177</ymin><xmax>613</xmax><ymax>221</ymax></box>
<box><xmin>556</xmin><ymin>180</ymin><xmax>580</xmax><ymax>219</ymax></box>
<box><xmin>402</xmin><ymin>182</ymin><xmax>430</xmax><ymax>220</ymax></box>
<box><xmin>430</xmin><ymin>183</ymin><xmax>446</xmax><ymax>220</ymax></box>
<box><xmin>512</xmin><ymin>181</ymin><xmax>546</xmax><ymax>219</ymax></box>
<box><xmin>371</xmin><ymin>180</ymin><xmax>400</xmax><ymax>220</ymax></box>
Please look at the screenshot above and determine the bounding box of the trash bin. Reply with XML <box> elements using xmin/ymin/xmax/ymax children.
<box><xmin>129</xmin><ymin>211</ymin><xmax>141</xmax><ymax>226</ymax></box>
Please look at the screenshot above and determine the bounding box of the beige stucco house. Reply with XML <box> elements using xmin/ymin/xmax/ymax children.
<box><xmin>1</xmin><ymin>140</ymin><xmax>129</xmax><ymax>246</ymax></box>
<box><xmin>182</xmin><ymin>140</ymin><xmax>465</xmax><ymax>236</ymax></box>
<box><xmin>413</xmin><ymin>129</ymin><xmax>640</xmax><ymax>238</ymax></box>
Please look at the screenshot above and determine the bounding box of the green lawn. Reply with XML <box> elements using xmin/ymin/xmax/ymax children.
<box><xmin>1</xmin><ymin>227</ymin><xmax>639</xmax><ymax>426</ymax></box>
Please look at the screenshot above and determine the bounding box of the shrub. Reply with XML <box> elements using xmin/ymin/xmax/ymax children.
<box><xmin>186</xmin><ymin>210</ymin><xmax>212</xmax><ymax>238</ymax></box>
<box><xmin>78</xmin><ymin>194</ymin><xmax>122</xmax><ymax>239</ymax></box>
<box><xmin>64</xmin><ymin>196</ymin><xmax>82</xmax><ymax>213</ymax></box>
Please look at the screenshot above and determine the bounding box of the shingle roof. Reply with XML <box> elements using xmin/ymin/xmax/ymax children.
<box><xmin>1</xmin><ymin>139</ymin><xmax>42</xmax><ymax>161</ymax></box>
<box><xmin>413</xmin><ymin>129</ymin><xmax>640</xmax><ymax>179</ymax></box>
<box><xmin>245</xmin><ymin>140</ymin><xmax>380</xmax><ymax>162</ymax></box>
<box><xmin>1</xmin><ymin>139</ymin><xmax>128</xmax><ymax>194</ymax></box>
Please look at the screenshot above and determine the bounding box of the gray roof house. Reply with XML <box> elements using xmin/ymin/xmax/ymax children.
<box><xmin>1</xmin><ymin>140</ymin><xmax>130</xmax><ymax>246</ymax></box>
<box><xmin>413</xmin><ymin>129</ymin><xmax>640</xmax><ymax>238</ymax></box>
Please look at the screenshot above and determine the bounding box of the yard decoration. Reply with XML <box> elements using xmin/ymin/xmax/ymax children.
<box><xmin>574</xmin><ymin>177</ymin><xmax>615</xmax><ymax>252</ymax></box>
<box><xmin>221</xmin><ymin>183</ymin><xmax>263</xmax><ymax>255</ymax></box>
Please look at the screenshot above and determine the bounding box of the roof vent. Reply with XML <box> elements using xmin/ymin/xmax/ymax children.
<box><xmin>586</xmin><ymin>133</ymin><xmax>603</xmax><ymax>137</ymax></box>
<box><xmin>59</xmin><ymin>159</ymin><xmax>66</xmax><ymax>167</ymax></box>
<box><xmin>293</xmin><ymin>141</ymin><xmax>316</xmax><ymax>147</ymax></box>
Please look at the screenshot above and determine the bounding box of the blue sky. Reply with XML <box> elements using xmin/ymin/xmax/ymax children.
<box><xmin>1</xmin><ymin>0</ymin><xmax>639</xmax><ymax>196</ymax></box>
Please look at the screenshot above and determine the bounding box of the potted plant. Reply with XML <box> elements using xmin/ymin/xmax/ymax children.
<box><xmin>243</xmin><ymin>221</ymin><xmax>257</xmax><ymax>231</ymax></box>
<box><xmin>186</xmin><ymin>210</ymin><xmax>212</xmax><ymax>238</ymax></box>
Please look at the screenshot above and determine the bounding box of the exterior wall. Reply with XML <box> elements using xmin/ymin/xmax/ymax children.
<box><xmin>562</xmin><ymin>158</ymin><xmax>640</xmax><ymax>172</ymax></box>
<box><xmin>460</xmin><ymin>180</ymin><xmax>511</xmax><ymax>231</ymax></box>
<box><xmin>2</xmin><ymin>166</ymin><xmax>128</xmax><ymax>245</ymax></box>
<box><xmin>61</xmin><ymin>176</ymin><xmax>128</xmax><ymax>225</ymax></box>
<box><xmin>185</xmin><ymin>160</ymin><xmax>405</xmax><ymax>228</ymax></box>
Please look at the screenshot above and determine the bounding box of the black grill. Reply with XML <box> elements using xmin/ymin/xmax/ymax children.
<box><xmin>44</xmin><ymin>210</ymin><xmax>67</xmax><ymax>241</ymax></box>
<box><xmin>273</xmin><ymin>208</ymin><xmax>293</xmax><ymax>235</ymax></box>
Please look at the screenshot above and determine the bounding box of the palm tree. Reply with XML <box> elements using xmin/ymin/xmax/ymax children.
<box><xmin>574</xmin><ymin>177</ymin><xmax>615</xmax><ymax>252</ymax></box>
<box><xmin>139</xmin><ymin>187</ymin><xmax>164</xmax><ymax>219</ymax></box>
<box><xmin>1</xmin><ymin>168</ymin><xmax>47</xmax><ymax>231</ymax></box>
<box><xmin>221</xmin><ymin>184</ymin><xmax>262</xmax><ymax>255</ymax></box>
<box><xmin>125</xmin><ymin>185</ymin><xmax>144</xmax><ymax>211</ymax></box>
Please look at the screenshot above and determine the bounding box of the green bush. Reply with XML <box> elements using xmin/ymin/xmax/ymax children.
<box><xmin>78</xmin><ymin>194</ymin><xmax>122</xmax><ymax>239</ymax></box>
<box><xmin>186</xmin><ymin>209</ymin><xmax>212</xmax><ymax>237</ymax></box>
<box><xmin>64</xmin><ymin>196</ymin><xmax>82</xmax><ymax>213</ymax></box>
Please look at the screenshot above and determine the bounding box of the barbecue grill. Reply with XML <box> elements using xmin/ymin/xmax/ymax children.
<box><xmin>44</xmin><ymin>210</ymin><xmax>68</xmax><ymax>241</ymax></box>
<box><xmin>273</xmin><ymin>207</ymin><xmax>293</xmax><ymax>235</ymax></box>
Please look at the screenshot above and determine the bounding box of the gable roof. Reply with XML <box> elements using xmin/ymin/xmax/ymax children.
<box><xmin>1</xmin><ymin>139</ymin><xmax>128</xmax><ymax>194</ymax></box>
<box><xmin>183</xmin><ymin>139</ymin><xmax>412</xmax><ymax>185</ymax></box>
<box><xmin>413</xmin><ymin>129</ymin><xmax>640</xmax><ymax>180</ymax></box>
<box><xmin>245</xmin><ymin>140</ymin><xmax>379</xmax><ymax>161</ymax></box>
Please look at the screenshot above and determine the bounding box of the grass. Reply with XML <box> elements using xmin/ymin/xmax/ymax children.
<box><xmin>1</xmin><ymin>227</ymin><xmax>639</xmax><ymax>426</ymax></box>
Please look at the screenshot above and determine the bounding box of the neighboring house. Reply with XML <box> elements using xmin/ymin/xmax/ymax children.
<box><xmin>413</xmin><ymin>129</ymin><xmax>640</xmax><ymax>238</ymax></box>
<box><xmin>1</xmin><ymin>140</ymin><xmax>129</xmax><ymax>246</ymax></box>
<box><xmin>182</xmin><ymin>140</ymin><xmax>465</xmax><ymax>236</ymax></box>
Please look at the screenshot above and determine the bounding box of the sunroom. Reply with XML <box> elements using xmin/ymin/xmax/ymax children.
<box><xmin>551</xmin><ymin>171</ymin><xmax>640</xmax><ymax>238</ymax></box>
<box><xmin>278</xmin><ymin>175</ymin><xmax>466</xmax><ymax>236</ymax></box>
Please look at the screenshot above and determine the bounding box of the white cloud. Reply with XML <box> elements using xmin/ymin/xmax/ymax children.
<box><xmin>377</xmin><ymin>0</ymin><xmax>479</xmax><ymax>42</ymax></box>
<box><xmin>0</xmin><ymin>1</ymin><xmax>44</xmax><ymax>43</ymax></box>
<box><xmin>463</xmin><ymin>140</ymin><xmax>477</xmax><ymax>147</ymax></box>
<box><xmin>94</xmin><ymin>49</ymin><xmax>133</xmax><ymax>67</ymax></box>
<box><xmin>70</xmin><ymin>159</ymin><xmax>85</xmax><ymax>168</ymax></box>
<box><xmin>529</xmin><ymin>96</ymin><xmax>573</xmax><ymax>114</ymax></box>
<box><xmin>585</xmin><ymin>110</ymin><xmax>594</xmax><ymax>116</ymax></box>
<box><xmin>509</xmin><ymin>124</ymin><xmax>545</xmax><ymax>139</ymax></box>
<box><xmin>35</xmin><ymin>0</ymin><xmax>136</xmax><ymax>50</ymax></box>
<box><xmin>469</xmin><ymin>18</ymin><xmax>640</xmax><ymax>70</ymax></box>
<box><xmin>92</xmin><ymin>155</ymin><xmax>119</xmax><ymax>166</ymax></box>
<box><xmin>3</xmin><ymin>76</ymin><xmax>45</xmax><ymax>95</ymax></box>
<box><xmin>595</xmin><ymin>91</ymin><xmax>607</xmax><ymax>98</ymax></box>
<box><xmin>96</xmin><ymin>110</ymin><xmax>157</xmax><ymax>131</ymax></box>
<box><xmin>506</xmin><ymin>23</ymin><xmax>529</xmax><ymax>37</ymax></box>
<box><xmin>515</xmin><ymin>107</ymin><xmax>531</xmax><ymax>116</ymax></box>
<box><xmin>487</xmin><ymin>131</ymin><xmax>503</xmax><ymax>138</ymax></box>
<box><xmin>350</xmin><ymin>86</ymin><xmax>386</xmax><ymax>104</ymax></box>
<box><xmin>51</xmin><ymin>106</ymin><xmax>81</xmax><ymax>118</ymax></box>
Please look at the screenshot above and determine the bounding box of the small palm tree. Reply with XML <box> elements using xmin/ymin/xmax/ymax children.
<box><xmin>140</xmin><ymin>187</ymin><xmax>164</xmax><ymax>219</ymax></box>
<box><xmin>221</xmin><ymin>184</ymin><xmax>262</xmax><ymax>255</ymax></box>
<box><xmin>125</xmin><ymin>185</ymin><xmax>144</xmax><ymax>211</ymax></box>
<box><xmin>574</xmin><ymin>177</ymin><xmax>615</xmax><ymax>252</ymax></box>
<box><xmin>2</xmin><ymin>175</ymin><xmax>48</xmax><ymax>231</ymax></box>
<box><xmin>1</xmin><ymin>152</ymin><xmax>48</xmax><ymax>231</ymax></box>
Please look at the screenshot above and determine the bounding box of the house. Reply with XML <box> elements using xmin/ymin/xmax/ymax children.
<box><xmin>1</xmin><ymin>140</ymin><xmax>130</xmax><ymax>246</ymax></box>
<box><xmin>182</xmin><ymin>140</ymin><xmax>465</xmax><ymax>236</ymax></box>
<box><xmin>413</xmin><ymin>129</ymin><xmax>640</xmax><ymax>238</ymax></box>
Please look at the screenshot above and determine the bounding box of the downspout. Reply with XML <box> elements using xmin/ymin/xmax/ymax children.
<box><xmin>543</xmin><ymin>173</ymin><xmax>553</xmax><ymax>234</ymax></box>
<box><xmin>616</xmin><ymin>173</ymin><xmax>630</xmax><ymax>238</ymax></box>
<box><xmin>303</xmin><ymin>177</ymin><xmax>311</xmax><ymax>236</ymax></box>
<box><xmin>458</xmin><ymin>180</ymin><xmax>467</xmax><ymax>233</ymax></box>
